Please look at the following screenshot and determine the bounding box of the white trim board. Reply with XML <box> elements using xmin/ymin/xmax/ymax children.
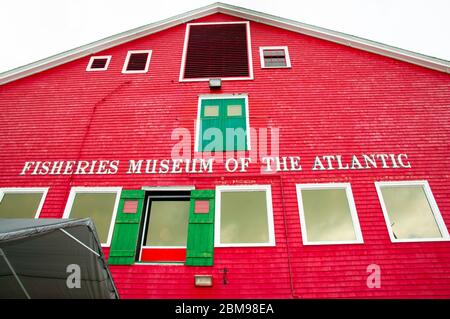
<box><xmin>296</xmin><ymin>183</ymin><xmax>364</xmax><ymax>246</ymax></box>
<box><xmin>0</xmin><ymin>187</ymin><xmax>49</xmax><ymax>218</ymax></box>
<box><xmin>1</xmin><ymin>2</ymin><xmax>448</xmax><ymax>85</ymax></box>
<box><xmin>62</xmin><ymin>186</ymin><xmax>122</xmax><ymax>247</ymax></box>
<box><xmin>214</xmin><ymin>184</ymin><xmax>276</xmax><ymax>247</ymax></box>
<box><xmin>374</xmin><ymin>180</ymin><xmax>450</xmax><ymax>243</ymax></box>
<box><xmin>121</xmin><ymin>50</ymin><xmax>152</xmax><ymax>74</ymax></box>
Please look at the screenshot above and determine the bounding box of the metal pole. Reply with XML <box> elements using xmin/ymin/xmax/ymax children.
<box><xmin>0</xmin><ymin>248</ymin><xmax>31</xmax><ymax>299</ymax></box>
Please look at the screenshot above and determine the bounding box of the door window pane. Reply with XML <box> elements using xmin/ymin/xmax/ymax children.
<box><xmin>204</xmin><ymin>105</ymin><xmax>219</xmax><ymax>117</ymax></box>
<box><xmin>227</xmin><ymin>105</ymin><xmax>242</xmax><ymax>116</ymax></box>
<box><xmin>145</xmin><ymin>200</ymin><xmax>190</xmax><ymax>247</ymax></box>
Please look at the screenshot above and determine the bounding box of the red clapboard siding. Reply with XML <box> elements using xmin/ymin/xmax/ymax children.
<box><xmin>1</xmin><ymin>12</ymin><xmax>450</xmax><ymax>299</ymax></box>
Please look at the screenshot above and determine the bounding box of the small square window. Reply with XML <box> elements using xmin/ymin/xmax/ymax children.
<box><xmin>260</xmin><ymin>46</ymin><xmax>291</xmax><ymax>68</ymax></box>
<box><xmin>204</xmin><ymin>105</ymin><xmax>219</xmax><ymax>117</ymax></box>
<box><xmin>122</xmin><ymin>50</ymin><xmax>152</xmax><ymax>73</ymax></box>
<box><xmin>86</xmin><ymin>56</ymin><xmax>111</xmax><ymax>71</ymax></box>
<box><xmin>375</xmin><ymin>181</ymin><xmax>450</xmax><ymax>242</ymax></box>
<box><xmin>296</xmin><ymin>183</ymin><xmax>363</xmax><ymax>245</ymax></box>
<box><xmin>227</xmin><ymin>105</ymin><xmax>242</xmax><ymax>116</ymax></box>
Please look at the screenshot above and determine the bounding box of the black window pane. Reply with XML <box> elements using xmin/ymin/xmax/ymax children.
<box><xmin>90</xmin><ymin>58</ymin><xmax>108</xmax><ymax>69</ymax></box>
<box><xmin>126</xmin><ymin>53</ymin><xmax>149</xmax><ymax>71</ymax></box>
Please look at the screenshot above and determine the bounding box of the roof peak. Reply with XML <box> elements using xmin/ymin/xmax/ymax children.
<box><xmin>1</xmin><ymin>2</ymin><xmax>449</xmax><ymax>85</ymax></box>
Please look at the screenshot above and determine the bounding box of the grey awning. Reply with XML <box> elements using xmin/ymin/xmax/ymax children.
<box><xmin>0</xmin><ymin>218</ymin><xmax>119</xmax><ymax>299</ymax></box>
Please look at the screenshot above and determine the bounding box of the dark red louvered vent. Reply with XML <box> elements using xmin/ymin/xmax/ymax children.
<box><xmin>126</xmin><ymin>53</ymin><xmax>149</xmax><ymax>71</ymax></box>
<box><xmin>183</xmin><ymin>23</ymin><xmax>249</xmax><ymax>79</ymax></box>
<box><xmin>90</xmin><ymin>58</ymin><xmax>108</xmax><ymax>69</ymax></box>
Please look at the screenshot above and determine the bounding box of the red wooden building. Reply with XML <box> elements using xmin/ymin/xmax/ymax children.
<box><xmin>1</xmin><ymin>3</ymin><xmax>450</xmax><ymax>298</ymax></box>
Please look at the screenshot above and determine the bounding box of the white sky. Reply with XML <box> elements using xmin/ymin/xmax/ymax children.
<box><xmin>0</xmin><ymin>0</ymin><xmax>449</xmax><ymax>73</ymax></box>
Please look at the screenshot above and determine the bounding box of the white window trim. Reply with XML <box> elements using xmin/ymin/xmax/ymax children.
<box><xmin>86</xmin><ymin>55</ymin><xmax>112</xmax><ymax>71</ymax></box>
<box><xmin>194</xmin><ymin>93</ymin><xmax>251</xmax><ymax>153</ymax></box>
<box><xmin>62</xmin><ymin>187</ymin><xmax>122</xmax><ymax>247</ymax></box>
<box><xmin>179</xmin><ymin>21</ymin><xmax>254</xmax><ymax>82</ymax></box>
<box><xmin>375</xmin><ymin>180</ymin><xmax>450</xmax><ymax>243</ymax></box>
<box><xmin>259</xmin><ymin>46</ymin><xmax>291</xmax><ymax>68</ymax></box>
<box><xmin>215</xmin><ymin>184</ymin><xmax>276</xmax><ymax>247</ymax></box>
<box><xmin>121</xmin><ymin>50</ymin><xmax>152</xmax><ymax>74</ymax></box>
<box><xmin>296</xmin><ymin>183</ymin><xmax>364</xmax><ymax>246</ymax></box>
<box><xmin>0</xmin><ymin>187</ymin><xmax>49</xmax><ymax>218</ymax></box>
<box><xmin>138</xmin><ymin>186</ymin><xmax>195</xmax><ymax>262</ymax></box>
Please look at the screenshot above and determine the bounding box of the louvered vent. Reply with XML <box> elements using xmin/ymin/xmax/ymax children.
<box><xmin>183</xmin><ymin>23</ymin><xmax>249</xmax><ymax>79</ymax></box>
<box><xmin>126</xmin><ymin>53</ymin><xmax>150</xmax><ymax>71</ymax></box>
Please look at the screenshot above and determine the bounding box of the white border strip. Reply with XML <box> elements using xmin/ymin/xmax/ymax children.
<box><xmin>86</xmin><ymin>55</ymin><xmax>111</xmax><ymax>71</ymax></box>
<box><xmin>121</xmin><ymin>50</ymin><xmax>152</xmax><ymax>74</ymax></box>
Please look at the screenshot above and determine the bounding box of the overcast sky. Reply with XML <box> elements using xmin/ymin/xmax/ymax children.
<box><xmin>0</xmin><ymin>0</ymin><xmax>449</xmax><ymax>74</ymax></box>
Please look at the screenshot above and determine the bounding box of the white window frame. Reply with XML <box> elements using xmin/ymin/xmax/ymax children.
<box><xmin>194</xmin><ymin>93</ymin><xmax>251</xmax><ymax>152</ymax></box>
<box><xmin>86</xmin><ymin>55</ymin><xmax>112</xmax><ymax>71</ymax></box>
<box><xmin>215</xmin><ymin>184</ymin><xmax>275</xmax><ymax>247</ymax></box>
<box><xmin>375</xmin><ymin>180</ymin><xmax>450</xmax><ymax>243</ymax></box>
<box><xmin>296</xmin><ymin>183</ymin><xmax>364</xmax><ymax>245</ymax></box>
<box><xmin>63</xmin><ymin>187</ymin><xmax>122</xmax><ymax>247</ymax></box>
<box><xmin>259</xmin><ymin>46</ymin><xmax>291</xmax><ymax>68</ymax></box>
<box><xmin>0</xmin><ymin>187</ymin><xmax>49</xmax><ymax>218</ymax></box>
<box><xmin>121</xmin><ymin>50</ymin><xmax>152</xmax><ymax>74</ymax></box>
<box><xmin>179</xmin><ymin>21</ymin><xmax>254</xmax><ymax>82</ymax></box>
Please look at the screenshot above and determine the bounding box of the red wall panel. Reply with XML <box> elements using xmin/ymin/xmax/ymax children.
<box><xmin>1</xmin><ymin>12</ymin><xmax>450</xmax><ymax>298</ymax></box>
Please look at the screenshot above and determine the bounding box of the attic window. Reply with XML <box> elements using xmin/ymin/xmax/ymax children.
<box><xmin>260</xmin><ymin>46</ymin><xmax>291</xmax><ymax>68</ymax></box>
<box><xmin>86</xmin><ymin>56</ymin><xmax>111</xmax><ymax>71</ymax></box>
<box><xmin>122</xmin><ymin>50</ymin><xmax>152</xmax><ymax>73</ymax></box>
<box><xmin>180</xmin><ymin>22</ymin><xmax>253</xmax><ymax>81</ymax></box>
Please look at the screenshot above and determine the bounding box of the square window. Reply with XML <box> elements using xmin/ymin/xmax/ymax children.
<box><xmin>180</xmin><ymin>22</ymin><xmax>253</xmax><ymax>81</ymax></box>
<box><xmin>0</xmin><ymin>188</ymin><xmax>48</xmax><ymax>218</ymax></box>
<box><xmin>196</xmin><ymin>96</ymin><xmax>250</xmax><ymax>152</ymax></box>
<box><xmin>227</xmin><ymin>105</ymin><xmax>242</xmax><ymax>117</ymax></box>
<box><xmin>86</xmin><ymin>56</ymin><xmax>111</xmax><ymax>71</ymax></box>
<box><xmin>375</xmin><ymin>181</ymin><xmax>450</xmax><ymax>242</ymax></box>
<box><xmin>260</xmin><ymin>46</ymin><xmax>291</xmax><ymax>68</ymax></box>
<box><xmin>296</xmin><ymin>183</ymin><xmax>363</xmax><ymax>245</ymax></box>
<box><xmin>215</xmin><ymin>185</ymin><xmax>275</xmax><ymax>247</ymax></box>
<box><xmin>63</xmin><ymin>187</ymin><xmax>121</xmax><ymax>246</ymax></box>
<box><xmin>122</xmin><ymin>50</ymin><xmax>152</xmax><ymax>73</ymax></box>
<box><xmin>204</xmin><ymin>105</ymin><xmax>219</xmax><ymax>117</ymax></box>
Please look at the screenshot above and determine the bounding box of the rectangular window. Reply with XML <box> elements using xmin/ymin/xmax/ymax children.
<box><xmin>296</xmin><ymin>183</ymin><xmax>363</xmax><ymax>245</ymax></box>
<box><xmin>375</xmin><ymin>181</ymin><xmax>450</xmax><ymax>242</ymax></box>
<box><xmin>139</xmin><ymin>190</ymin><xmax>191</xmax><ymax>263</ymax></box>
<box><xmin>259</xmin><ymin>46</ymin><xmax>291</xmax><ymax>68</ymax></box>
<box><xmin>196</xmin><ymin>95</ymin><xmax>250</xmax><ymax>152</ymax></box>
<box><xmin>0</xmin><ymin>188</ymin><xmax>48</xmax><ymax>218</ymax></box>
<box><xmin>122</xmin><ymin>50</ymin><xmax>152</xmax><ymax>73</ymax></box>
<box><xmin>215</xmin><ymin>185</ymin><xmax>275</xmax><ymax>247</ymax></box>
<box><xmin>180</xmin><ymin>22</ymin><xmax>253</xmax><ymax>81</ymax></box>
<box><xmin>63</xmin><ymin>187</ymin><xmax>121</xmax><ymax>246</ymax></box>
<box><xmin>86</xmin><ymin>55</ymin><xmax>111</xmax><ymax>71</ymax></box>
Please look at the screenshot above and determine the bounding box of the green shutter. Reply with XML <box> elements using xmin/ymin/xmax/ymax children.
<box><xmin>199</xmin><ymin>97</ymin><xmax>247</xmax><ymax>152</ymax></box>
<box><xmin>185</xmin><ymin>190</ymin><xmax>215</xmax><ymax>266</ymax></box>
<box><xmin>108</xmin><ymin>190</ymin><xmax>145</xmax><ymax>265</ymax></box>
